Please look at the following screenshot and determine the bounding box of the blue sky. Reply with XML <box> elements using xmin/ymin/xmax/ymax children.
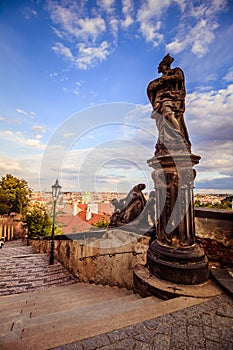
<box><xmin>0</xmin><ymin>0</ymin><xmax>233</xmax><ymax>193</ymax></box>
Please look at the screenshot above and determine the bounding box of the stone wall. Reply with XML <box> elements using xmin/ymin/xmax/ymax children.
<box><xmin>30</xmin><ymin>229</ymin><xmax>151</xmax><ymax>290</ymax></box>
<box><xmin>195</xmin><ymin>208</ymin><xmax>233</xmax><ymax>245</ymax></box>
<box><xmin>194</xmin><ymin>208</ymin><xmax>233</xmax><ymax>266</ymax></box>
<box><xmin>30</xmin><ymin>209</ymin><xmax>233</xmax><ymax>289</ymax></box>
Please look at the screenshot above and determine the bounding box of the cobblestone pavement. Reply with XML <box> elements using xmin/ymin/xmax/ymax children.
<box><xmin>0</xmin><ymin>240</ymin><xmax>77</xmax><ymax>296</ymax></box>
<box><xmin>53</xmin><ymin>293</ymin><xmax>233</xmax><ymax>350</ymax></box>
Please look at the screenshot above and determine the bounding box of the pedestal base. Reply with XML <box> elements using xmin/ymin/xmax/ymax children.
<box><xmin>147</xmin><ymin>241</ymin><xmax>209</xmax><ymax>285</ymax></box>
<box><xmin>134</xmin><ymin>265</ymin><xmax>221</xmax><ymax>299</ymax></box>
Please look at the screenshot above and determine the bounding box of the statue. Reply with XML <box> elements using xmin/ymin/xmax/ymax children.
<box><xmin>147</xmin><ymin>54</ymin><xmax>191</xmax><ymax>155</ymax></box>
<box><xmin>144</xmin><ymin>54</ymin><xmax>209</xmax><ymax>285</ymax></box>
<box><xmin>109</xmin><ymin>184</ymin><xmax>147</xmax><ymax>227</ymax></box>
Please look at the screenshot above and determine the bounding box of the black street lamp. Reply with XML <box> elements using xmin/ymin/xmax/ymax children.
<box><xmin>49</xmin><ymin>179</ymin><xmax>62</xmax><ymax>265</ymax></box>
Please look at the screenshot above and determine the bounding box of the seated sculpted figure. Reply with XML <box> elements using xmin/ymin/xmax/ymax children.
<box><xmin>147</xmin><ymin>54</ymin><xmax>191</xmax><ymax>155</ymax></box>
<box><xmin>109</xmin><ymin>184</ymin><xmax>147</xmax><ymax>227</ymax></box>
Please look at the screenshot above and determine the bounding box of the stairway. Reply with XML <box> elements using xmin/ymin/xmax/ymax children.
<box><xmin>0</xmin><ymin>282</ymin><xmax>208</xmax><ymax>350</ymax></box>
<box><xmin>0</xmin><ymin>241</ymin><xmax>77</xmax><ymax>296</ymax></box>
<box><xmin>0</xmin><ymin>241</ymin><xmax>211</xmax><ymax>350</ymax></box>
<box><xmin>0</xmin><ymin>282</ymin><xmax>161</xmax><ymax>349</ymax></box>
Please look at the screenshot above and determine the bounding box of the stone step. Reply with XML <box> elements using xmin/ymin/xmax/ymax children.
<box><xmin>0</xmin><ymin>291</ymin><xmax>36</xmax><ymax>304</ymax></box>
<box><xmin>21</xmin><ymin>295</ymin><xmax>156</xmax><ymax>333</ymax></box>
<box><xmin>1</xmin><ymin>294</ymin><xmax>206</xmax><ymax>350</ymax></box>
<box><xmin>0</xmin><ymin>283</ymin><xmax>140</xmax><ymax>326</ymax></box>
<box><xmin>0</xmin><ymin>294</ymin><xmax>141</xmax><ymax>336</ymax></box>
<box><xmin>0</xmin><ymin>283</ymin><xmax>133</xmax><ymax>308</ymax></box>
<box><xmin>30</xmin><ymin>291</ymin><xmax>140</xmax><ymax>317</ymax></box>
<box><xmin>1</xmin><ymin>295</ymin><xmax>160</xmax><ymax>348</ymax></box>
<box><xmin>0</xmin><ymin>283</ymin><xmax>134</xmax><ymax>311</ymax></box>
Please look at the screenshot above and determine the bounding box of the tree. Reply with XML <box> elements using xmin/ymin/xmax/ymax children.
<box><xmin>23</xmin><ymin>203</ymin><xmax>53</xmax><ymax>238</ymax></box>
<box><xmin>0</xmin><ymin>174</ymin><xmax>31</xmax><ymax>215</ymax></box>
<box><xmin>0</xmin><ymin>188</ymin><xmax>10</xmax><ymax>214</ymax></box>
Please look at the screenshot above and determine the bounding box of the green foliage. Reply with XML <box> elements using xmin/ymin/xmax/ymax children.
<box><xmin>23</xmin><ymin>203</ymin><xmax>53</xmax><ymax>238</ymax></box>
<box><xmin>0</xmin><ymin>174</ymin><xmax>31</xmax><ymax>215</ymax></box>
<box><xmin>91</xmin><ymin>218</ymin><xmax>110</xmax><ymax>229</ymax></box>
<box><xmin>194</xmin><ymin>200</ymin><xmax>232</xmax><ymax>210</ymax></box>
<box><xmin>0</xmin><ymin>188</ymin><xmax>11</xmax><ymax>215</ymax></box>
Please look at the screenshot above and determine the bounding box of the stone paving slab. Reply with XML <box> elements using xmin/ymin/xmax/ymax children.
<box><xmin>0</xmin><ymin>240</ymin><xmax>77</xmax><ymax>296</ymax></box>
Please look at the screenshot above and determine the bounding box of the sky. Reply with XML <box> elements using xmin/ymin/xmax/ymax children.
<box><xmin>0</xmin><ymin>0</ymin><xmax>233</xmax><ymax>194</ymax></box>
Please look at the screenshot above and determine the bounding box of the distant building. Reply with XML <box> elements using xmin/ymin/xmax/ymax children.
<box><xmin>57</xmin><ymin>201</ymin><xmax>114</xmax><ymax>234</ymax></box>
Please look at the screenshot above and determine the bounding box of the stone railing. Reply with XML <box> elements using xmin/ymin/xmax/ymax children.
<box><xmin>30</xmin><ymin>208</ymin><xmax>233</xmax><ymax>289</ymax></box>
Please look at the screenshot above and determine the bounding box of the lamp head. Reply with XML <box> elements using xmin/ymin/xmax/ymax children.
<box><xmin>52</xmin><ymin>179</ymin><xmax>62</xmax><ymax>201</ymax></box>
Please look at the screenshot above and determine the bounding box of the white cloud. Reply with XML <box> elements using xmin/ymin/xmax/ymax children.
<box><xmin>97</xmin><ymin>0</ymin><xmax>115</xmax><ymax>13</ymax></box>
<box><xmin>166</xmin><ymin>19</ymin><xmax>218</xmax><ymax>57</ymax></box>
<box><xmin>48</xmin><ymin>2</ymin><xmax>106</xmax><ymax>42</ymax></box>
<box><xmin>60</xmin><ymin>142</ymin><xmax>153</xmax><ymax>192</ymax></box>
<box><xmin>121</xmin><ymin>0</ymin><xmax>134</xmax><ymax>29</ymax></box>
<box><xmin>166</xmin><ymin>0</ymin><xmax>227</xmax><ymax>57</ymax></box>
<box><xmin>48</xmin><ymin>5</ymin><xmax>113</xmax><ymax>72</ymax></box>
<box><xmin>136</xmin><ymin>0</ymin><xmax>186</xmax><ymax>47</ymax></box>
<box><xmin>76</xmin><ymin>41</ymin><xmax>111</xmax><ymax>70</ymax></box>
<box><xmin>184</xmin><ymin>84</ymin><xmax>233</xmax><ymax>184</ymax></box>
<box><xmin>138</xmin><ymin>21</ymin><xmax>163</xmax><ymax>46</ymax></box>
<box><xmin>224</xmin><ymin>66</ymin><xmax>233</xmax><ymax>82</ymax></box>
<box><xmin>121</xmin><ymin>15</ymin><xmax>134</xmax><ymax>28</ymax></box>
<box><xmin>52</xmin><ymin>42</ymin><xmax>74</xmax><ymax>61</ymax></box>
<box><xmin>166</xmin><ymin>40</ymin><xmax>186</xmax><ymax>54</ymax></box>
<box><xmin>0</xmin><ymin>129</ymin><xmax>45</xmax><ymax>150</ymax></box>
<box><xmin>1</xmin><ymin>130</ymin><xmax>13</xmax><ymax>137</ymax></box>
<box><xmin>137</xmin><ymin>0</ymin><xmax>169</xmax><ymax>21</ymax></box>
<box><xmin>16</xmin><ymin>108</ymin><xmax>28</xmax><ymax>115</ymax></box>
<box><xmin>190</xmin><ymin>20</ymin><xmax>218</xmax><ymax>57</ymax></box>
<box><xmin>109</xmin><ymin>17</ymin><xmax>119</xmax><ymax>38</ymax></box>
<box><xmin>0</xmin><ymin>158</ymin><xmax>22</xmax><ymax>172</ymax></box>
<box><xmin>0</xmin><ymin>154</ymin><xmax>44</xmax><ymax>191</ymax></box>
<box><xmin>16</xmin><ymin>108</ymin><xmax>35</xmax><ymax>118</ymax></box>
<box><xmin>0</xmin><ymin>116</ymin><xmax>6</xmax><ymax>121</ymax></box>
<box><xmin>75</xmin><ymin>17</ymin><xmax>106</xmax><ymax>42</ymax></box>
<box><xmin>32</xmin><ymin>125</ymin><xmax>46</xmax><ymax>133</ymax></box>
<box><xmin>47</xmin><ymin>0</ymin><xmax>229</xmax><ymax>71</ymax></box>
<box><xmin>136</xmin><ymin>0</ymin><xmax>167</xmax><ymax>46</ymax></box>
<box><xmin>26</xmin><ymin>139</ymin><xmax>43</xmax><ymax>148</ymax></box>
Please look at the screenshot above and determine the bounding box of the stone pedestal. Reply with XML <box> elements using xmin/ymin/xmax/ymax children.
<box><xmin>147</xmin><ymin>153</ymin><xmax>209</xmax><ymax>285</ymax></box>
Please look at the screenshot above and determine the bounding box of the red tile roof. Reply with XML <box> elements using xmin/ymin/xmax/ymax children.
<box><xmin>57</xmin><ymin>202</ymin><xmax>113</xmax><ymax>234</ymax></box>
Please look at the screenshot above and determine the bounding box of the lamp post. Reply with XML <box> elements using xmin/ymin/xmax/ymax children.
<box><xmin>49</xmin><ymin>179</ymin><xmax>62</xmax><ymax>265</ymax></box>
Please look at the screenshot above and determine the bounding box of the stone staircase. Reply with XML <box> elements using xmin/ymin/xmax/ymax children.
<box><xmin>0</xmin><ymin>282</ymin><xmax>160</xmax><ymax>349</ymax></box>
<box><xmin>0</xmin><ymin>241</ymin><xmax>77</xmax><ymax>296</ymax></box>
<box><xmin>0</xmin><ymin>282</ymin><xmax>209</xmax><ymax>350</ymax></box>
<box><xmin>1</xmin><ymin>241</ymin><xmax>215</xmax><ymax>350</ymax></box>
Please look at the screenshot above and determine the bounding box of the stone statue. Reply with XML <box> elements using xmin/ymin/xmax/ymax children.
<box><xmin>144</xmin><ymin>55</ymin><xmax>209</xmax><ymax>285</ymax></box>
<box><xmin>109</xmin><ymin>184</ymin><xmax>147</xmax><ymax>227</ymax></box>
<box><xmin>147</xmin><ymin>54</ymin><xmax>191</xmax><ymax>155</ymax></box>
